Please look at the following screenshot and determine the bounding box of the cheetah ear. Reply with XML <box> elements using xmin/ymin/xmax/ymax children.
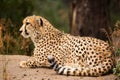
<box><xmin>37</xmin><ymin>18</ymin><xmax>43</xmax><ymax>27</ymax></box>
<box><xmin>40</xmin><ymin>18</ymin><xmax>43</xmax><ymax>26</ymax></box>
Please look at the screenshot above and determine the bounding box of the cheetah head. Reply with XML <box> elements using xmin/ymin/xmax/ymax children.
<box><xmin>19</xmin><ymin>15</ymin><xmax>52</xmax><ymax>38</ymax></box>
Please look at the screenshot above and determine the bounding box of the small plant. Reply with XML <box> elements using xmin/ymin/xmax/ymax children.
<box><xmin>113</xmin><ymin>48</ymin><xmax>120</xmax><ymax>76</ymax></box>
<box><xmin>101</xmin><ymin>20</ymin><xmax>120</xmax><ymax>76</ymax></box>
<box><xmin>113</xmin><ymin>61</ymin><xmax>120</xmax><ymax>77</ymax></box>
<box><xmin>111</xmin><ymin>21</ymin><xmax>120</xmax><ymax>76</ymax></box>
<box><xmin>2</xmin><ymin>56</ymin><xmax>12</xmax><ymax>80</ymax></box>
<box><xmin>3</xmin><ymin>60</ymin><xmax>9</xmax><ymax>80</ymax></box>
<box><xmin>115</xmin><ymin>48</ymin><xmax>120</xmax><ymax>56</ymax></box>
<box><xmin>0</xmin><ymin>26</ymin><xmax>3</xmax><ymax>48</ymax></box>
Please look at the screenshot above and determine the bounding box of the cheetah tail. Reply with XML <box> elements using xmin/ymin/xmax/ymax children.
<box><xmin>47</xmin><ymin>55</ymin><xmax>70</xmax><ymax>75</ymax></box>
<box><xmin>47</xmin><ymin>55</ymin><xmax>113</xmax><ymax>76</ymax></box>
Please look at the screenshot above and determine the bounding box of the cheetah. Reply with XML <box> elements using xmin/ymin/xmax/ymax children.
<box><xmin>19</xmin><ymin>15</ymin><xmax>114</xmax><ymax>76</ymax></box>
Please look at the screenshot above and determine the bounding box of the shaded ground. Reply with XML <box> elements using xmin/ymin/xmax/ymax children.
<box><xmin>0</xmin><ymin>55</ymin><xmax>119</xmax><ymax>80</ymax></box>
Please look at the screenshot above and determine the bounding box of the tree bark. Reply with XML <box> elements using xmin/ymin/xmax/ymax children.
<box><xmin>70</xmin><ymin>0</ymin><xmax>110</xmax><ymax>40</ymax></box>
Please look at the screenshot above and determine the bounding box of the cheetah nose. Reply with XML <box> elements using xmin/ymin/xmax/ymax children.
<box><xmin>19</xmin><ymin>30</ymin><xmax>22</xmax><ymax>33</ymax></box>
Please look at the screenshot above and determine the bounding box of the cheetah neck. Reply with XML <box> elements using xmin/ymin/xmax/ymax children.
<box><xmin>31</xmin><ymin>27</ymin><xmax>64</xmax><ymax>47</ymax></box>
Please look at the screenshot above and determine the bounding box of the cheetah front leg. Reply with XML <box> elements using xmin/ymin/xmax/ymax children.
<box><xmin>19</xmin><ymin>56</ymin><xmax>47</xmax><ymax>68</ymax></box>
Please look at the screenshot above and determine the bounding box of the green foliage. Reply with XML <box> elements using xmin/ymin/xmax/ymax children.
<box><xmin>32</xmin><ymin>0</ymin><xmax>69</xmax><ymax>32</ymax></box>
<box><xmin>116</xmin><ymin>48</ymin><xmax>120</xmax><ymax>56</ymax></box>
<box><xmin>0</xmin><ymin>0</ymin><xmax>69</xmax><ymax>32</ymax></box>
<box><xmin>112</xmin><ymin>21</ymin><xmax>120</xmax><ymax>77</ymax></box>
<box><xmin>113</xmin><ymin>47</ymin><xmax>120</xmax><ymax>76</ymax></box>
<box><xmin>0</xmin><ymin>0</ymin><xmax>34</xmax><ymax>55</ymax></box>
<box><xmin>113</xmin><ymin>61</ymin><xmax>120</xmax><ymax>77</ymax></box>
<box><xmin>0</xmin><ymin>0</ymin><xmax>33</xmax><ymax>26</ymax></box>
<box><xmin>101</xmin><ymin>20</ymin><xmax>120</xmax><ymax>76</ymax></box>
<box><xmin>110</xmin><ymin>0</ymin><xmax>120</xmax><ymax>28</ymax></box>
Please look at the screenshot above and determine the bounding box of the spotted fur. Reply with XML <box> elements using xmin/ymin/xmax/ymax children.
<box><xmin>19</xmin><ymin>15</ymin><xmax>114</xmax><ymax>76</ymax></box>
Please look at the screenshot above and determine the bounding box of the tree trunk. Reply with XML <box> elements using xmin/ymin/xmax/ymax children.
<box><xmin>70</xmin><ymin>0</ymin><xmax>110</xmax><ymax>40</ymax></box>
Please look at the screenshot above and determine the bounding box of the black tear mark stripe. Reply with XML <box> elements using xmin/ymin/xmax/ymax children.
<box><xmin>25</xmin><ymin>25</ymin><xmax>29</xmax><ymax>35</ymax></box>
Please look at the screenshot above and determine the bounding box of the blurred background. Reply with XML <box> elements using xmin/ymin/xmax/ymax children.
<box><xmin>0</xmin><ymin>0</ymin><xmax>120</xmax><ymax>56</ymax></box>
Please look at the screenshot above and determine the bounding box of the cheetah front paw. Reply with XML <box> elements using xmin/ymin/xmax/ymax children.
<box><xmin>19</xmin><ymin>61</ymin><xmax>27</xmax><ymax>68</ymax></box>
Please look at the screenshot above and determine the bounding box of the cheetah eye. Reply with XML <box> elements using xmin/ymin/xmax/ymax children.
<box><xmin>26</xmin><ymin>22</ymin><xmax>30</xmax><ymax>25</ymax></box>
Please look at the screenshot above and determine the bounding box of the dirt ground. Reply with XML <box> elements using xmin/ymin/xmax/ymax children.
<box><xmin>0</xmin><ymin>55</ymin><xmax>119</xmax><ymax>80</ymax></box>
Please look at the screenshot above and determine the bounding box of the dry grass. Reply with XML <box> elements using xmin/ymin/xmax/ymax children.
<box><xmin>0</xmin><ymin>18</ymin><xmax>33</xmax><ymax>55</ymax></box>
<box><xmin>2</xmin><ymin>60</ymin><xmax>9</xmax><ymax>80</ymax></box>
<box><xmin>1</xmin><ymin>55</ymin><xmax>11</xmax><ymax>80</ymax></box>
<box><xmin>101</xmin><ymin>21</ymin><xmax>120</xmax><ymax>77</ymax></box>
<box><xmin>112</xmin><ymin>21</ymin><xmax>120</xmax><ymax>52</ymax></box>
<box><xmin>0</xmin><ymin>26</ymin><xmax>3</xmax><ymax>48</ymax></box>
<box><xmin>101</xmin><ymin>21</ymin><xmax>120</xmax><ymax>56</ymax></box>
